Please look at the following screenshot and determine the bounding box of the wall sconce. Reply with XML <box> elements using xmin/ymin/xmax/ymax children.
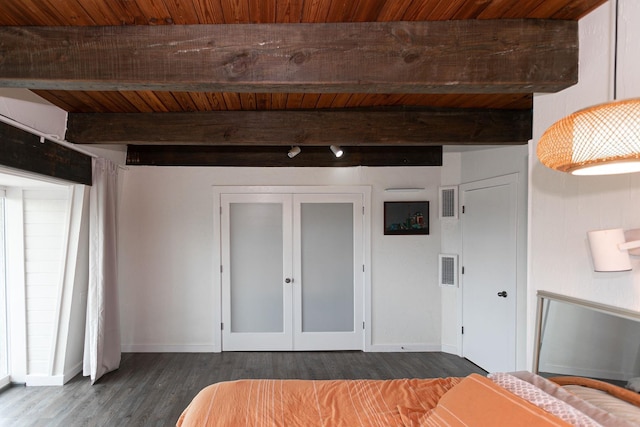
<box><xmin>288</xmin><ymin>146</ymin><xmax>301</xmax><ymax>158</ymax></box>
<box><xmin>587</xmin><ymin>228</ymin><xmax>640</xmax><ymax>272</ymax></box>
<box><xmin>330</xmin><ymin>145</ymin><xmax>343</xmax><ymax>158</ymax></box>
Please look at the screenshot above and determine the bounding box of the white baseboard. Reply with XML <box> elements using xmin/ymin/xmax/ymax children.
<box><xmin>367</xmin><ymin>344</ymin><xmax>442</xmax><ymax>352</ymax></box>
<box><xmin>0</xmin><ymin>375</ymin><xmax>10</xmax><ymax>390</ymax></box>
<box><xmin>121</xmin><ymin>344</ymin><xmax>218</xmax><ymax>353</ymax></box>
<box><xmin>26</xmin><ymin>374</ymin><xmax>65</xmax><ymax>387</ymax></box>
<box><xmin>440</xmin><ymin>344</ymin><xmax>459</xmax><ymax>355</ymax></box>
<box><xmin>122</xmin><ymin>343</ymin><xmax>446</xmax><ymax>353</ymax></box>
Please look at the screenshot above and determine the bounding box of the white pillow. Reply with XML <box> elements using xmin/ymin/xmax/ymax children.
<box><xmin>489</xmin><ymin>372</ymin><xmax>602</xmax><ymax>427</ymax></box>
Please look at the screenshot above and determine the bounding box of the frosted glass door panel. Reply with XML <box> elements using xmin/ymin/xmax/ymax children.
<box><xmin>300</xmin><ymin>203</ymin><xmax>354</xmax><ymax>333</ymax></box>
<box><xmin>230</xmin><ymin>202</ymin><xmax>283</xmax><ymax>333</ymax></box>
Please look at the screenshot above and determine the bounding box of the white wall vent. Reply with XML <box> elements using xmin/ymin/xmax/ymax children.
<box><xmin>439</xmin><ymin>186</ymin><xmax>458</xmax><ymax>219</ymax></box>
<box><xmin>439</xmin><ymin>254</ymin><xmax>458</xmax><ymax>287</ymax></box>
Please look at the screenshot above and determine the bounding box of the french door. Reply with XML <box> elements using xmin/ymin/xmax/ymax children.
<box><xmin>220</xmin><ymin>192</ymin><xmax>364</xmax><ymax>351</ymax></box>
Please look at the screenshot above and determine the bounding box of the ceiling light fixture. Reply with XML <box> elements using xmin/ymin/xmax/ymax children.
<box><xmin>330</xmin><ymin>145</ymin><xmax>343</xmax><ymax>158</ymax></box>
<box><xmin>288</xmin><ymin>146</ymin><xmax>301</xmax><ymax>158</ymax></box>
<box><xmin>536</xmin><ymin>0</ymin><xmax>640</xmax><ymax>175</ymax></box>
<box><xmin>537</xmin><ymin>99</ymin><xmax>640</xmax><ymax>175</ymax></box>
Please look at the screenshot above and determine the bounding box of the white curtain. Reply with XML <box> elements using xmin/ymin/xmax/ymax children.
<box><xmin>83</xmin><ymin>157</ymin><xmax>121</xmax><ymax>384</ymax></box>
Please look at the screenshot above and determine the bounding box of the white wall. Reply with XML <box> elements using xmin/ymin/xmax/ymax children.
<box><xmin>440</xmin><ymin>152</ymin><xmax>462</xmax><ymax>354</ymax></box>
<box><xmin>528</xmin><ymin>0</ymin><xmax>640</xmax><ymax>370</ymax></box>
<box><xmin>118</xmin><ymin>166</ymin><xmax>444</xmax><ymax>351</ymax></box>
<box><xmin>439</xmin><ymin>146</ymin><xmax>529</xmax><ymax>368</ymax></box>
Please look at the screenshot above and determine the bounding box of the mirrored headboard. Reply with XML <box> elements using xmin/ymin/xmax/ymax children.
<box><xmin>534</xmin><ymin>291</ymin><xmax>640</xmax><ymax>383</ymax></box>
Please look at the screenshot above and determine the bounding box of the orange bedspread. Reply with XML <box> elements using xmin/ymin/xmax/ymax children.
<box><xmin>177</xmin><ymin>377</ymin><xmax>462</xmax><ymax>427</ymax></box>
<box><xmin>177</xmin><ymin>374</ymin><xmax>577</xmax><ymax>426</ymax></box>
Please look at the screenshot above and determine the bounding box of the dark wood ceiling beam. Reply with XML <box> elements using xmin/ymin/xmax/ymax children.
<box><xmin>0</xmin><ymin>122</ymin><xmax>92</xmax><ymax>185</ymax></box>
<box><xmin>66</xmin><ymin>107</ymin><xmax>532</xmax><ymax>145</ymax></box>
<box><xmin>126</xmin><ymin>145</ymin><xmax>443</xmax><ymax>167</ymax></box>
<box><xmin>0</xmin><ymin>20</ymin><xmax>577</xmax><ymax>94</ymax></box>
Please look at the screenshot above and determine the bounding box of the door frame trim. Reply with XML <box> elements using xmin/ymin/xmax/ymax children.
<box><xmin>212</xmin><ymin>185</ymin><xmax>372</xmax><ymax>353</ymax></box>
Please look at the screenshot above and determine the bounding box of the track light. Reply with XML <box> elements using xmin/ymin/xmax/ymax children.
<box><xmin>288</xmin><ymin>146</ymin><xmax>301</xmax><ymax>158</ymax></box>
<box><xmin>330</xmin><ymin>145</ymin><xmax>343</xmax><ymax>158</ymax></box>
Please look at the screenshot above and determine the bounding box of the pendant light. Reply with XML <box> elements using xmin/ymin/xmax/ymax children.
<box><xmin>536</xmin><ymin>0</ymin><xmax>640</xmax><ymax>175</ymax></box>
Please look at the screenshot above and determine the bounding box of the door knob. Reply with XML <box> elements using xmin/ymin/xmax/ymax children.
<box><xmin>285</xmin><ymin>278</ymin><xmax>292</xmax><ymax>284</ymax></box>
<box><xmin>497</xmin><ymin>291</ymin><xmax>508</xmax><ymax>298</ymax></box>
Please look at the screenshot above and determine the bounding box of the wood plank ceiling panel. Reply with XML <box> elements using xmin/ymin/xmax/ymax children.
<box><xmin>191</xmin><ymin>1</ymin><xmax>226</xmax><ymax>24</ymax></box>
<box><xmin>541</xmin><ymin>0</ymin><xmax>607</xmax><ymax>19</ymax></box>
<box><xmin>0</xmin><ymin>0</ymin><xmax>608</xmax><ymax>24</ymax></box>
<box><xmin>33</xmin><ymin>90</ymin><xmax>533</xmax><ymax>113</ymax></box>
<box><xmin>6</xmin><ymin>1</ymin><xmax>64</xmax><ymax>25</ymax></box>
<box><xmin>132</xmin><ymin>1</ymin><xmax>171</xmax><ymax>25</ymax></box>
<box><xmin>275</xmin><ymin>0</ymin><xmax>304</xmax><ymax>23</ymax></box>
<box><xmin>476</xmin><ymin>0</ymin><xmax>605</xmax><ymax>19</ymax></box>
<box><xmin>425</xmin><ymin>1</ymin><xmax>468</xmax><ymax>20</ymax></box>
<box><xmin>452</xmin><ymin>0</ymin><xmax>494</xmax><ymax>19</ymax></box>
<box><xmin>375</xmin><ymin>1</ymin><xmax>405</xmax><ymax>21</ymax></box>
<box><xmin>158</xmin><ymin>0</ymin><xmax>201</xmax><ymax>24</ymax></box>
<box><xmin>351</xmin><ymin>0</ymin><xmax>388</xmax><ymax>22</ymax></box>
<box><xmin>301</xmin><ymin>0</ymin><xmax>329</xmax><ymax>22</ymax></box>
<box><xmin>83</xmin><ymin>1</ymin><xmax>145</xmax><ymax>25</ymax></box>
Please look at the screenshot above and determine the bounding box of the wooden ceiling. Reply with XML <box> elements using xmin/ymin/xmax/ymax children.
<box><xmin>0</xmin><ymin>0</ymin><xmax>607</xmax><ymax>167</ymax></box>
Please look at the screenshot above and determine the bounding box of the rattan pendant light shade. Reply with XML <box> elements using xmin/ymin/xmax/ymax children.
<box><xmin>537</xmin><ymin>98</ymin><xmax>640</xmax><ymax>175</ymax></box>
<box><xmin>537</xmin><ymin>0</ymin><xmax>640</xmax><ymax>176</ymax></box>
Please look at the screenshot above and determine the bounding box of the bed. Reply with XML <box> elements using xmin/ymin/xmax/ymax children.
<box><xmin>179</xmin><ymin>292</ymin><xmax>640</xmax><ymax>426</ymax></box>
<box><xmin>176</xmin><ymin>371</ymin><xmax>640</xmax><ymax>426</ymax></box>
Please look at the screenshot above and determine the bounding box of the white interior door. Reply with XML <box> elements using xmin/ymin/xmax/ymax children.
<box><xmin>461</xmin><ymin>175</ymin><xmax>517</xmax><ymax>372</ymax></box>
<box><xmin>221</xmin><ymin>191</ymin><xmax>363</xmax><ymax>351</ymax></box>
<box><xmin>293</xmin><ymin>194</ymin><xmax>364</xmax><ymax>350</ymax></box>
<box><xmin>221</xmin><ymin>194</ymin><xmax>293</xmax><ymax>351</ymax></box>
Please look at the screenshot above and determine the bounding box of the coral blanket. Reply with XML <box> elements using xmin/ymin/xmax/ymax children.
<box><xmin>177</xmin><ymin>377</ymin><xmax>462</xmax><ymax>427</ymax></box>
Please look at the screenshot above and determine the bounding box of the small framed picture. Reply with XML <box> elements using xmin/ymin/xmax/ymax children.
<box><xmin>384</xmin><ymin>201</ymin><xmax>429</xmax><ymax>235</ymax></box>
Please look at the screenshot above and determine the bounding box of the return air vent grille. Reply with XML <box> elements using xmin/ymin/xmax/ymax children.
<box><xmin>439</xmin><ymin>254</ymin><xmax>458</xmax><ymax>287</ymax></box>
<box><xmin>439</xmin><ymin>186</ymin><xmax>458</xmax><ymax>219</ymax></box>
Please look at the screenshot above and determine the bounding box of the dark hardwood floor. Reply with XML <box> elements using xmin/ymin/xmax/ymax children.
<box><xmin>0</xmin><ymin>351</ymin><xmax>486</xmax><ymax>427</ymax></box>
